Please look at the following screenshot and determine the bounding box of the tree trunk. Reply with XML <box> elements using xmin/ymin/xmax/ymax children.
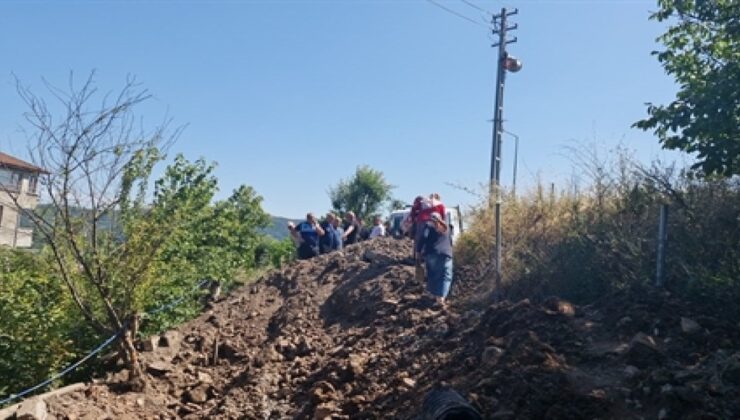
<box><xmin>120</xmin><ymin>317</ymin><xmax>146</xmax><ymax>391</ymax></box>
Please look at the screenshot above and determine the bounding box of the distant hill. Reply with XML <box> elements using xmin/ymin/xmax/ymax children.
<box><xmin>23</xmin><ymin>204</ymin><xmax>297</xmax><ymax>244</ymax></box>
<box><xmin>261</xmin><ymin>216</ymin><xmax>300</xmax><ymax>241</ymax></box>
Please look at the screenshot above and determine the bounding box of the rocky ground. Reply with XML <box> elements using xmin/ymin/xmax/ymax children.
<box><xmin>19</xmin><ymin>237</ymin><xmax>740</xmax><ymax>419</ymax></box>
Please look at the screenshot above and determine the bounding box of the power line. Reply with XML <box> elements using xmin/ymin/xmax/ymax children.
<box><xmin>425</xmin><ymin>0</ymin><xmax>490</xmax><ymax>28</ymax></box>
<box><xmin>458</xmin><ymin>0</ymin><xmax>492</xmax><ymax>15</ymax></box>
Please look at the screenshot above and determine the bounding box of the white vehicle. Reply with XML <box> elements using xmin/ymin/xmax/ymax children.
<box><xmin>388</xmin><ymin>206</ymin><xmax>463</xmax><ymax>244</ymax></box>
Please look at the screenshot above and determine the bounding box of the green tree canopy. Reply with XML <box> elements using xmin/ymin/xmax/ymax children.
<box><xmin>329</xmin><ymin>165</ymin><xmax>394</xmax><ymax>222</ymax></box>
<box><xmin>634</xmin><ymin>0</ymin><xmax>740</xmax><ymax>177</ymax></box>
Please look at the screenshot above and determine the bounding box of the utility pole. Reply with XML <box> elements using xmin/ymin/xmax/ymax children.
<box><xmin>490</xmin><ymin>8</ymin><xmax>520</xmax><ymax>298</ymax></box>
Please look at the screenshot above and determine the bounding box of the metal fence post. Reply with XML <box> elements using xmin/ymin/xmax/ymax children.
<box><xmin>655</xmin><ymin>204</ymin><xmax>669</xmax><ymax>287</ymax></box>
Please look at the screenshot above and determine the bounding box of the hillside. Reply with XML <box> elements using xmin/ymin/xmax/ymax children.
<box><xmin>24</xmin><ymin>205</ymin><xmax>297</xmax><ymax>246</ymax></box>
<box><xmin>8</xmin><ymin>238</ymin><xmax>739</xmax><ymax>419</ymax></box>
<box><xmin>260</xmin><ymin>216</ymin><xmax>300</xmax><ymax>241</ymax></box>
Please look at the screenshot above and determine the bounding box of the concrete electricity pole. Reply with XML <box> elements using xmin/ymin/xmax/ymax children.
<box><xmin>490</xmin><ymin>7</ymin><xmax>521</xmax><ymax>297</ymax></box>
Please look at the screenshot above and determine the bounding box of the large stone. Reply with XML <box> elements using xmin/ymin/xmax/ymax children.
<box><xmin>626</xmin><ymin>333</ymin><xmax>664</xmax><ymax>368</ymax></box>
<box><xmin>680</xmin><ymin>317</ymin><xmax>702</xmax><ymax>336</ymax></box>
<box><xmin>160</xmin><ymin>331</ymin><xmax>182</xmax><ymax>351</ymax></box>
<box><xmin>184</xmin><ymin>384</ymin><xmax>210</xmax><ymax>404</ymax></box>
<box><xmin>313</xmin><ymin>402</ymin><xmax>339</xmax><ymax>419</ymax></box>
<box><xmin>543</xmin><ymin>296</ymin><xmax>576</xmax><ymax>317</ymax></box>
<box><xmin>482</xmin><ymin>346</ymin><xmax>504</xmax><ymax>366</ymax></box>
<box><xmin>146</xmin><ymin>361</ymin><xmax>172</xmax><ymax>376</ymax></box>
<box><xmin>139</xmin><ymin>335</ymin><xmax>158</xmax><ymax>352</ymax></box>
<box><xmin>16</xmin><ymin>397</ymin><xmax>47</xmax><ymax>420</ymax></box>
<box><xmin>310</xmin><ymin>381</ymin><xmax>336</xmax><ymax>403</ymax></box>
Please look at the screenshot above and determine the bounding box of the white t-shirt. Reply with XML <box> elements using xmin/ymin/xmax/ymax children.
<box><xmin>369</xmin><ymin>224</ymin><xmax>385</xmax><ymax>238</ymax></box>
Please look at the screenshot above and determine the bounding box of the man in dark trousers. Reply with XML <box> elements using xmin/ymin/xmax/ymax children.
<box><xmin>416</xmin><ymin>212</ymin><xmax>453</xmax><ymax>307</ymax></box>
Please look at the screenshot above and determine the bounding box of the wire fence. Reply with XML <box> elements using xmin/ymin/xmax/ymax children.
<box><xmin>0</xmin><ymin>279</ymin><xmax>210</xmax><ymax>407</ymax></box>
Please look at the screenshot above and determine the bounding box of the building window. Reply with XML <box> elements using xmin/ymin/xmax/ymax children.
<box><xmin>27</xmin><ymin>175</ymin><xmax>38</xmax><ymax>194</ymax></box>
<box><xmin>0</xmin><ymin>169</ymin><xmax>21</xmax><ymax>192</ymax></box>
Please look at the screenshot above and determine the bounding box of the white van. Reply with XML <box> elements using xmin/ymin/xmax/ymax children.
<box><xmin>388</xmin><ymin>206</ymin><xmax>462</xmax><ymax>244</ymax></box>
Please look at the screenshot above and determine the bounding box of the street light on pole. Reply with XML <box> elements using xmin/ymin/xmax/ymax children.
<box><xmin>503</xmin><ymin>130</ymin><xmax>519</xmax><ymax>198</ymax></box>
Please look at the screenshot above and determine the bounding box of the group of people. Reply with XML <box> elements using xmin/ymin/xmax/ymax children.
<box><xmin>287</xmin><ymin>211</ymin><xmax>387</xmax><ymax>260</ymax></box>
<box><xmin>288</xmin><ymin>192</ymin><xmax>453</xmax><ymax>308</ymax></box>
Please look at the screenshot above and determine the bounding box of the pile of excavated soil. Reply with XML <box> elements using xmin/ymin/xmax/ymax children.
<box><xmin>36</xmin><ymin>237</ymin><xmax>740</xmax><ymax>419</ymax></box>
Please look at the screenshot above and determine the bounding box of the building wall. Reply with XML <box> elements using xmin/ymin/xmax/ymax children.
<box><xmin>0</xmin><ymin>173</ymin><xmax>40</xmax><ymax>248</ymax></box>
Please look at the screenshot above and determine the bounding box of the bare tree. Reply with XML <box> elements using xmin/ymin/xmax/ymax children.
<box><xmin>3</xmin><ymin>72</ymin><xmax>180</xmax><ymax>389</ymax></box>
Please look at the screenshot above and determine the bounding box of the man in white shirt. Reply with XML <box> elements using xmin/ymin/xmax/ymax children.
<box><xmin>368</xmin><ymin>215</ymin><xmax>386</xmax><ymax>239</ymax></box>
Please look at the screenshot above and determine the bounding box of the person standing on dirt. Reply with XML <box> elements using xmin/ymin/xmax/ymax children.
<box><xmin>288</xmin><ymin>212</ymin><xmax>325</xmax><ymax>260</ymax></box>
<box><xmin>331</xmin><ymin>214</ymin><xmax>343</xmax><ymax>250</ymax></box>
<box><xmin>368</xmin><ymin>215</ymin><xmax>386</xmax><ymax>238</ymax></box>
<box><xmin>416</xmin><ymin>212</ymin><xmax>453</xmax><ymax>307</ymax></box>
<box><xmin>319</xmin><ymin>213</ymin><xmax>342</xmax><ymax>254</ymax></box>
<box><xmin>341</xmin><ymin>211</ymin><xmax>361</xmax><ymax>246</ymax></box>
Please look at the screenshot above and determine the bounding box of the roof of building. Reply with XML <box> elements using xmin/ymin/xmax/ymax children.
<box><xmin>0</xmin><ymin>152</ymin><xmax>48</xmax><ymax>173</ymax></box>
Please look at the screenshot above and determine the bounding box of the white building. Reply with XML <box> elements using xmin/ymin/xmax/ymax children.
<box><xmin>0</xmin><ymin>152</ymin><xmax>46</xmax><ymax>248</ymax></box>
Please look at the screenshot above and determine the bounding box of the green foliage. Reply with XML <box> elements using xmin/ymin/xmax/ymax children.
<box><xmin>329</xmin><ymin>165</ymin><xmax>395</xmax><ymax>222</ymax></box>
<box><xmin>0</xmin><ymin>249</ymin><xmax>96</xmax><ymax>397</ymax></box>
<box><xmin>133</xmin><ymin>155</ymin><xmax>271</xmax><ymax>335</ymax></box>
<box><xmin>387</xmin><ymin>198</ymin><xmax>408</xmax><ymax>214</ymax></box>
<box><xmin>254</xmin><ymin>237</ymin><xmax>296</xmax><ymax>269</ymax></box>
<box><xmin>458</xmin><ymin>147</ymin><xmax>740</xmax><ymax>305</ymax></box>
<box><xmin>634</xmin><ymin>0</ymin><xmax>740</xmax><ymax>177</ymax></box>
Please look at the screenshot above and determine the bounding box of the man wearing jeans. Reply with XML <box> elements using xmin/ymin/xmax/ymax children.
<box><xmin>416</xmin><ymin>212</ymin><xmax>453</xmax><ymax>307</ymax></box>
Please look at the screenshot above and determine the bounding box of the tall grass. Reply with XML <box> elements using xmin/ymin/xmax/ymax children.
<box><xmin>455</xmin><ymin>146</ymin><xmax>740</xmax><ymax>306</ymax></box>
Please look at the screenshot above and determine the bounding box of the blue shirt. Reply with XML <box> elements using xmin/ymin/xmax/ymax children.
<box><xmin>296</xmin><ymin>221</ymin><xmax>320</xmax><ymax>250</ymax></box>
<box><xmin>319</xmin><ymin>221</ymin><xmax>337</xmax><ymax>253</ymax></box>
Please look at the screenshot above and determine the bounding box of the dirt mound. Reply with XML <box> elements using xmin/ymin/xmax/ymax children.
<box><xmin>38</xmin><ymin>237</ymin><xmax>740</xmax><ymax>419</ymax></box>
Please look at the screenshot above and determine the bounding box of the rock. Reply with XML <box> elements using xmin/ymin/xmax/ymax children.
<box><xmin>617</xmin><ymin>316</ymin><xmax>633</xmax><ymax>329</ymax></box>
<box><xmin>108</xmin><ymin>368</ymin><xmax>130</xmax><ymax>383</ymax></box>
<box><xmin>146</xmin><ymin>361</ymin><xmax>172</xmax><ymax>376</ymax></box>
<box><xmin>184</xmin><ymin>384</ymin><xmax>210</xmax><ymax>404</ymax></box>
<box><xmin>624</xmin><ymin>365</ymin><xmax>640</xmax><ymax>379</ymax></box>
<box><xmin>626</xmin><ymin>333</ymin><xmax>663</xmax><ymax>368</ymax></box>
<box><xmin>401</xmin><ymin>377</ymin><xmax>416</xmax><ymax>388</ymax></box>
<box><xmin>139</xmin><ymin>335</ymin><xmax>158</xmax><ymax>352</ymax></box>
<box><xmin>680</xmin><ymin>317</ymin><xmax>702</xmax><ymax>336</ymax></box>
<box><xmin>490</xmin><ymin>409</ymin><xmax>515</xmax><ymax>419</ymax></box>
<box><xmin>482</xmin><ymin>346</ymin><xmax>504</xmax><ymax>366</ymax></box>
<box><xmin>160</xmin><ymin>331</ymin><xmax>182</xmax><ymax>351</ymax></box>
<box><xmin>196</xmin><ymin>371</ymin><xmax>213</xmax><ymax>385</ymax></box>
<box><xmin>310</xmin><ymin>381</ymin><xmax>336</xmax><ymax>403</ymax></box>
<box><xmin>313</xmin><ymin>402</ymin><xmax>339</xmax><ymax>419</ymax></box>
<box><xmin>348</xmin><ymin>354</ymin><xmax>366</xmax><ymax>376</ymax></box>
<box><xmin>722</xmin><ymin>353</ymin><xmax>740</xmax><ymax>385</ymax></box>
<box><xmin>543</xmin><ymin>296</ymin><xmax>576</xmax><ymax>317</ymax></box>
<box><xmin>16</xmin><ymin>397</ymin><xmax>47</xmax><ymax>420</ymax></box>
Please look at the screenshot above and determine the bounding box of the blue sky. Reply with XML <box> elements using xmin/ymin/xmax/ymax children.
<box><xmin>0</xmin><ymin>0</ymin><xmax>684</xmax><ymax>219</ymax></box>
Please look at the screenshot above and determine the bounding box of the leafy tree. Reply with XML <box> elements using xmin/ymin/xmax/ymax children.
<box><xmin>634</xmin><ymin>0</ymin><xmax>740</xmax><ymax>177</ymax></box>
<box><xmin>328</xmin><ymin>165</ymin><xmax>395</xmax><ymax>222</ymax></box>
<box><xmin>138</xmin><ymin>156</ymin><xmax>270</xmax><ymax>335</ymax></box>
<box><xmin>387</xmin><ymin>198</ymin><xmax>408</xmax><ymax>214</ymax></box>
<box><xmin>7</xmin><ymin>73</ymin><xmax>242</xmax><ymax>388</ymax></box>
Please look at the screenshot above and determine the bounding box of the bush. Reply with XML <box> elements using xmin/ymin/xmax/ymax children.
<box><xmin>456</xmin><ymin>146</ymin><xmax>740</xmax><ymax>306</ymax></box>
<box><xmin>0</xmin><ymin>248</ymin><xmax>98</xmax><ymax>397</ymax></box>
